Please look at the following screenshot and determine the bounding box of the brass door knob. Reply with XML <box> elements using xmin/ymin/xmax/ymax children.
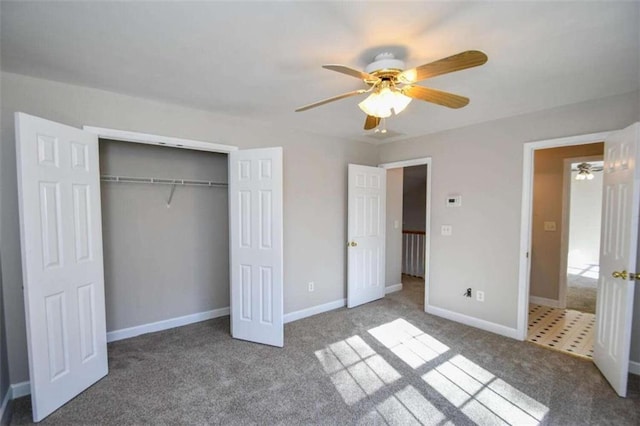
<box><xmin>612</xmin><ymin>270</ymin><xmax>628</xmax><ymax>280</ymax></box>
<box><xmin>349</xmin><ymin>241</ymin><xmax>358</xmax><ymax>247</ymax></box>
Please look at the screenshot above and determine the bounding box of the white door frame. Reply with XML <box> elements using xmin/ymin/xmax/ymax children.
<box><xmin>517</xmin><ymin>131</ymin><xmax>611</xmax><ymax>340</ymax></box>
<box><xmin>558</xmin><ymin>154</ymin><xmax>604</xmax><ymax>309</ymax></box>
<box><xmin>83</xmin><ymin>126</ymin><xmax>242</xmax><ymax>332</ymax></box>
<box><xmin>378</xmin><ymin>157</ymin><xmax>432</xmax><ymax>311</ymax></box>
<box><xmin>83</xmin><ymin>126</ymin><xmax>238</xmax><ymax>153</ymax></box>
<box><xmin>86</xmin><ymin>127</ymin><xmax>285</xmax><ymax>344</ymax></box>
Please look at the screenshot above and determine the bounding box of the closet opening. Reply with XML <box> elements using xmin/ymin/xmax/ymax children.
<box><xmin>98</xmin><ymin>139</ymin><xmax>230</xmax><ymax>341</ymax></box>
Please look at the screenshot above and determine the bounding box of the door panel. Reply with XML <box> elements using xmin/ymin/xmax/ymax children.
<box><xmin>16</xmin><ymin>113</ymin><xmax>108</xmax><ymax>421</ymax></box>
<box><xmin>229</xmin><ymin>147</ymin><xmax>283</xmax><ymax>347</ymax></box>
<box><xmin>594</xmin><ymin>122</ymin><xmax>640</xmax><ymax>397</ymax></box>
<box><xmin>348</xmin><ymin>164</ymin><xmax>386</xmax><ymax>308</ymax></box>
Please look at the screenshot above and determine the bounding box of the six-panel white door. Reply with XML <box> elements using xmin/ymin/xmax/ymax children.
<box><xmin>16</xmin><ymin>113</ymin><xmax>108</xmax><ymax>421</ymax></box>
<box><xmin>229</xmin><ymin>147</ymin><xmax>284</xmax><ymax>347</ymax></box>
<box><xmin>594</xmin><ymin>122</ymin><xmax>640</xmax><ymax>397</ymax></box>
<box><xmin>347</xmin><ymin>164</ymin><xmax>386</xmax><ymax>308</ymax></box>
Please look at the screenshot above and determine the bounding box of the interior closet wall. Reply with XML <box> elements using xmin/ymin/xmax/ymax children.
<box><xmin>99</xmin><ymin>140</ymin><xmax>229</xmax><ymax>332</ymax></box>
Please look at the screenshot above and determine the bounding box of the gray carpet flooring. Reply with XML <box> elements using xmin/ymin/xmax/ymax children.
<box><xmin>10</xmin><ymin>286</ymin><xmax>639</xmax><ymax>425</ymax></box>
<box><xmin>387</xmin><ymin>275</ymin><xmax>424</xmax><ymax>310</ymax></box>
<box><xmin>566</xmin><ymin>274</ymin><xmax>597</xmax><ymax>314</ymax></box>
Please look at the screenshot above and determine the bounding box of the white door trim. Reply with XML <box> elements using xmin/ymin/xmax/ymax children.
<box><xmin>517</xmin><ymin>131</ymin><xmax>611</xmax><ymax>340</ymax></box>
<box><xmin>559</xmin><ymin>154</ymin><xmax>603</xmax><ymax>309</ymax></box>
<box><xmin>379</xmin><ymin>157</ymin><xmax>432</xmax><ymax>311</ymax></box>
<box><xmin>82</xmin><ymin>126</ymin><xmax>238</xmax><ymax>153</ymax></box>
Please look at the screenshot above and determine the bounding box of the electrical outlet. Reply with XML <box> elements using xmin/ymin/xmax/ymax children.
<box><xmin>476</xmin><ymin>291</ymin><xmax>485</xmax><ymax>302</ymax></box>
<box><xmin>308</xmin><ymin>281</ymin><xmax>314</xmax><ymax>292</ymax></box>
<box><xmin>441</xmin><ymin>225</ymin><xmax>453</xmax><ymax>236</ymax></box>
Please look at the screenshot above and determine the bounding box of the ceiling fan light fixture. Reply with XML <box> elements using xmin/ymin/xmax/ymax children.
<box><xmin>575</xmin><ymin>162</ymin><xmax>595</xmax><ymax>180</ymax></box>
<box><xmin>358</xmin><ymin>87</ymin><xmax>412</xmax><ymax>118</ymax></box>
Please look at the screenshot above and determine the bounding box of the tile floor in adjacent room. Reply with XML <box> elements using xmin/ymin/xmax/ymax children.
<box><xmin>527</xmin><ymin>303</ymin><xmax>595</xmax><ymax>359</ymax></box>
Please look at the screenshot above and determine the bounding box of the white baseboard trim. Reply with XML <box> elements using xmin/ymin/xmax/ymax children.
<box><xmin>10</xmin><ymin>381</ymin><xmax>30</xmax><ymax>399</ymax></box>
<box><xmin>107</xmin><ymin>307</ymin><xmax>230</xmax><ymax>343</ymax></box>
<box><xmin>385</xmin><ymin>283</ymin><xmax>403</xmax><ymax>294</ymax></box>
<box><xmin>630</xmin><ymin>360</ymin><xmax>640</xmax><ymax>376</ymax></box>
<box><xmin>0</xmin><ymin>386</ymin><xmax>11</xmax><ymax>425</ymax></box>
<box><xmin>284</xmin><ymin>298</ymin><xmax>346</xmax><ymax>324</ymax></box>
<box><xmin>426</xmin><ymin>304</ymin><xmax>520</xmax><ymax>340</ymax></box>
<box><xmin>529</xmin><ymin>296</ymin><xmax>561</xmax><ymax>308</ymax></box>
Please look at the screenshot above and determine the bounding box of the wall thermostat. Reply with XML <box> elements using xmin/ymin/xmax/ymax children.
<box><xmin>446</xmin><ymin>195</ymin><xmax>462</xmax><ymax>207</ymax></box>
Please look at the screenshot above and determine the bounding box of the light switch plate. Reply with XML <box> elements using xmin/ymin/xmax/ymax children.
<box><xmin>544</xmin><ymin>221</ymin><xmax>557</xmax><ymax>232</ymax></box>
<box><xmin>441</xmin><ymin>225</ymin><xmax>453</xmax><ymax>236</ymax></box>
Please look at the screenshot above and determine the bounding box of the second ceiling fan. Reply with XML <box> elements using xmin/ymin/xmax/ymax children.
<box><xmin>296</xmin><ymin>50</ymin><xmax>488</xmax><ymax>130</ymax></box>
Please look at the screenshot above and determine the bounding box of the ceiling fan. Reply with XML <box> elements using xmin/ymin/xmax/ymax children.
<box><xmin>295</xmin><ymin>50</ymin><xmax>488</xmax><ymax>130</ymax></box>
<box><xmin>573</xmin><ymin>161</ymin><xmax>604</xmax><ymax>180</ymax></box>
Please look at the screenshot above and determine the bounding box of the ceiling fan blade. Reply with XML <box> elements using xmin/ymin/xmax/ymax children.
<box><xmin>402</xmin><ymin>85</ymin><xmax>469</xmax><ymax>109</ymax></box>
<box><xmin>295</xmin><ymin>89</ymin><xmax>367</xmax><ymax>112</ymax></box>
<box><xmin>364</xmin><ymin>115</ymin><xmax>380</xmax><ymax>130</ymax></box>
<box><xmin>398</xmin><ymin>50</ymin><xmax>488</xmax><ymax>84</ymax></box>
<box><xmin>322</xmin><ymin>65</ymin><xmax>379</xmax><ymax>82</ymax></box>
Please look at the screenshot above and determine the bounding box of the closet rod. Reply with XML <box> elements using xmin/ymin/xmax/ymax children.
<box><xmin>100</xmin><ymin>175</ymin><xmax>228</xmax><ymax>187</ymax></box>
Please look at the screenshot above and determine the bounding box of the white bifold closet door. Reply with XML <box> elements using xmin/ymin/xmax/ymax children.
<box><xmin>15</xmin><ymin>113</ymin><xmax>108</xmax><ymax>422</ymax></box>
<box><xmin>228</xmin><ymin>147</ymin><xmax>284</xmax><ymax>347</ymax></box>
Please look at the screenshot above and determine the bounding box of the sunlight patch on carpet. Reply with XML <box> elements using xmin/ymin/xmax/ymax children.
<box><xmin>368</xmin><ymin>318</ymin><xmax>449</xmax><ymax>369</ymax></box>
<box><xmin>315</xmin><ymin>335</ymin><xmax>400</xmax><ymax>405</ymax></box>
<box><xmin>423</xmin><ymin>355</ymin><xmax>548</xmax><ymax>425</ymax></box>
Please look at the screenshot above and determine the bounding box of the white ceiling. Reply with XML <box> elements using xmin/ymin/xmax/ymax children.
<box><xmin>1</xmin><ymin>1</ymin><xmax>638</xmax><ymax>144</ymax></box>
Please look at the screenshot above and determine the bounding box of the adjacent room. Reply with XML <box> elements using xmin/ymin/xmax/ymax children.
<box><xmin>527</xmin><ymin>143</ymin><xmax>604</xmax><ymax>359</ymax></box>
<box><xmin>1</xmin><ymin>1</ymin><xmax>639</xmax><ymax>425</ymax></box>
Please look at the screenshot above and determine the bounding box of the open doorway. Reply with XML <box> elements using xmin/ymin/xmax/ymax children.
<box><xmin>519</xmin><ymin>124</ymin><xmax>640</xmax><ymax>397</ymax></box>
<box><xmin>381</xmin><ymin>159</ymin><xmax>431</xmax><ymax>311</ymax></box>
<box><xmin>527</xmin><ymin>143</ymin><xmax>604</xmax><ymax>359</ymax></box>
<box><xmin>565</xmin><ymin>158</ymin><xmax>604</xmax><ymax>314</ymax></box>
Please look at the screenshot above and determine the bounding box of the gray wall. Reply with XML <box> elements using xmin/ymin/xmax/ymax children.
<box><xmin>99</xmin><ymin>141</ymin><xmax>229</xmax><ymax>331</ymax></box>
<box><xmin>385</xmin><ymin>168</ymin><xmax>403</xmax><ymax>287</ymax></box>
<box><xmin>402</xmin><ymin>165</ymin><xmax>427</xmax><ymax>232</ymax></box>
<box><xmin>378</xmin><ymin>90</ymin><xmax>640</xmax><ymax>352</ymax></box>
<box><xmin>0</xmin><ymin>71</ymin><xmax>379</xmax><ymax>384</ymax></box>
<box><xmin>530</xmin><ymin>143</ymin><xmax>604</xmax><ymax>300</ymax></box>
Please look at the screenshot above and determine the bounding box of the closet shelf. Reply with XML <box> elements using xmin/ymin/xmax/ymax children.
<box><xmin>100</xmin><ymin>175</ymin><xmax>228</xmax><ymax>187</ymax></box>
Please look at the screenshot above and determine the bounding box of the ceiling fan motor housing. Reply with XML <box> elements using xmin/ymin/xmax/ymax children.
<box><xmin>365</xmin><ymin>52</ymin><xmax>405</xmax><ymax>74</ymax></box>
